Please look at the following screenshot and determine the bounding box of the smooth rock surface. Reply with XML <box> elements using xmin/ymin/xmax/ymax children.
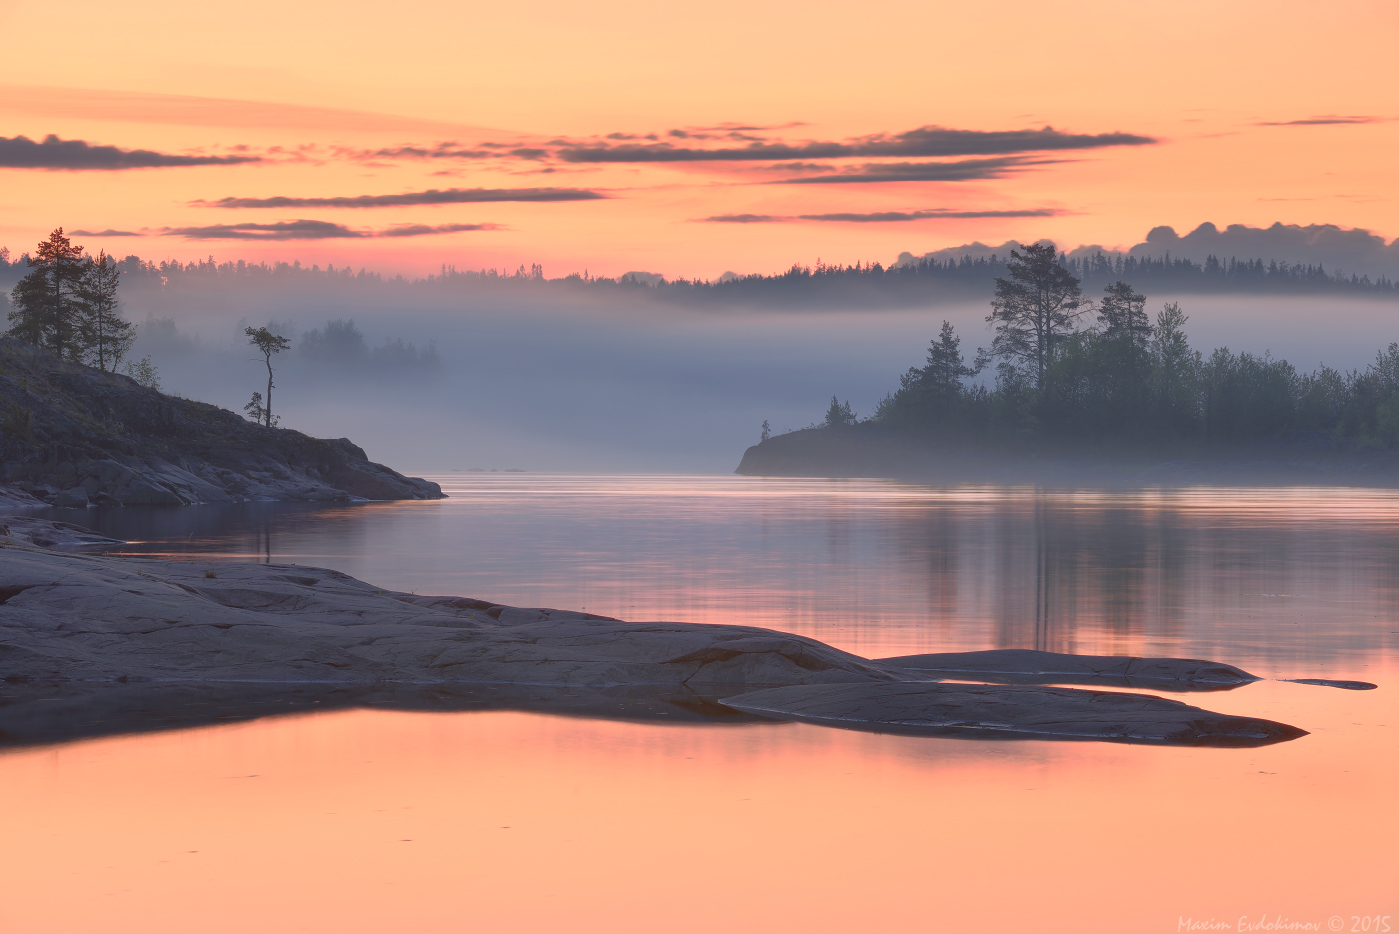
<box><xmin>0</xmin><ymin>538</ymin><xmax>898</xmax><ymax>692</ymax></box>
<box><xmin>0</xmin><ymin>516</ymin><xmax>126</xmax><ymax>551</ymax></box>
<box><xmin>720</xmin><ymin>682</ymin><xmax>1309</xmax><ymax>746</ymax></box>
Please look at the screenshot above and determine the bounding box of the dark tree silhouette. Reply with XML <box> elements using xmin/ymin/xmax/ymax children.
<box><xmin>6</xmin><ymin>228</ymin><xmax>88</xmax><ymax>359</ymax></box>
<box><xmin>824</xmin><ymin>396</ymin><xmax>855</xmax><ymax>427</ymax></box>
<box><xmin>919</xmin><ymin>321</ymin><xmax>981</xmax><ymax>397</ymax></box>
<box><xmin>245</xmin><ymin>326</ymin><xmax>291</xmax><ymax>427</ymax></box>
<box><xmin>77</xmin><ymin>250</ymin><xmax>134</xmax><ymax>372</ymax></box>
<box><xmin>1097</xmin><ymin>280</ymin><xmax>1151</xmax><ymax>347</ymax></box>
<box><xmin>985</xmin><ymin>243</ymin><xmax>1087</xmax><ymax>387</ymax></box>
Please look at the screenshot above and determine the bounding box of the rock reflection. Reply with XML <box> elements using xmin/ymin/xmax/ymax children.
<box><xmin>0</xmin><ymin>682</ymin><xmax>771</xmax><ymax>752</ymax></box>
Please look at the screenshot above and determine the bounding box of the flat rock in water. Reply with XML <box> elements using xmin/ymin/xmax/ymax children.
<box><xmin>0</xmin><ymin>541</ymin><xmax>898</xmax><ymax>697</ymax></box>
<box><xmin>720</xmin><ymin>682</ymin><xmax>1308</xmax><ymax>747</ymax></box>
<box><xmin>877</xmin><ymin>648</ymin><xmax>1261</xmax><ymax>691</ymax></box>
<box><xmin>0</xmin><ymin>528</ymin><xmax>1325</xmax><ymax>749</ymax></box>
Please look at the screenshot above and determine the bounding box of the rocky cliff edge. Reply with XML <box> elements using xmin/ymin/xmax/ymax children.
<box><xmin>0</xmin><ymin>339</ymin><xmax>442</xmax><ymax>505</ymax></box>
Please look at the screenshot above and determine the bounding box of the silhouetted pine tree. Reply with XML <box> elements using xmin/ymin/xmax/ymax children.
<box><xmin>985</xmin><ymin>243</ymin><xmax>1088</xmax><ymax>387</ymax></box>
<box><xmin>6</xmin><ymin>228</ymin><xmax>88</xmax><ymax>359</ymax></box>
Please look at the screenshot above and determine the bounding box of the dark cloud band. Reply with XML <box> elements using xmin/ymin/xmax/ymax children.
<box><xmin>557</xmin><ymin>125</ymin><xmax>1153</xmax><ymax>163</ymax></box>
<box><xmin>1257</xmin><ymin>116</ymin><xmax>1382</xmax><ymax>126</ymax></box>
<box><xmin>698</xmin><ymin>208</ymin><xmax>1058</xmax><ymax>224</ymax></box>
<box><xmin>196</xmin><ymin>187</ymin><xmax>606</xmax><ymax>209</ymax></box>
<box><xmin>160</xmin><ymin>220</ymin><xmax>500</xmax><ymax>240</ymax></box>
<box><xmin>701</xmin><ymin>214</ymin><xmax>783</xmax><ymax>223</ymax></box>
<box><xmin>71</xmin><ymin>228</ymin><xmax>143</xmax><ymax>237</ymax></box>
<box><xmin>776</xmin><ymin>157</ymin><xmax>1052</xmax><ymax>184</ymax></box>
<box><xmin>0</xmin><ymin>134</ymin><xmax>260</xmax><ymax>169</ymax></box>
<box><xmin>801</xmin><ymin>209</ymin><xmax>1058</xmax><ymax>222</ymax></box>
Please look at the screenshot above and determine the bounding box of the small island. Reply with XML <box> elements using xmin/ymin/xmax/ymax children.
<box><xmin>739</xmin><ymin>244</ymin><xmax>1399</xmax><ymax>486</ymax></box>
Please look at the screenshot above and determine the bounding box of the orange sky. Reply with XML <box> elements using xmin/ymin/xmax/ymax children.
<box><xmin>1</xmin><ymin>0</ymin><xmax>1396</xmax><ymax>278</ymax></box>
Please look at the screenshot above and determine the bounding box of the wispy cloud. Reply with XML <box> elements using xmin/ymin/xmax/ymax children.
<box><xmin>71</xmin><ymin>228</ymin><xmax>143</xmax><ymax>237</ymax></box>
<box><xmin>345</xmin><ymin>142</ymin><xmax>548</xmax><ymax>162</ymax></box>
<box><xmin>0</xmin><ymin>134</ymin><xmax>260</xmax><ymax>169</ymax></box>
<box><xmin>556</xmin><ymin>125</ymin><xmax>1154</xmax><ymax>163</ymax></box>
<box><xmin>774</xmin><ymin>156</ymin><xmax>1055</xmax><ymax>184</ymax></box>
<box><xmin>1257</xmin><ymin>115</ymin><xmax>1386</xmax><ymax>126</ymax></box>
<box><xmin>700</xmin><ymin>214</ymin><xmax>783</xmax><ymax>223</ymax></box>
<box><xmin>194</xmin><ymin>187</ymin><xmax>607</xmax><ymax>209</ymax></box>
<box><xmin>802</xmin><ymin>209</ymin><xmax>1058</xmax><ymax>222</ymax></box>
<box><xmin>376</xmin><ymin>223</ymin><xmax>500</xmax><ymax>238</ymax></box>
<box><xmin>698</xmin><ymin>208</ymin><xmax>1059</xmax><ymax>224</ymax></box>
<box><xmin>160</xmin><ymin>220</ymin><xmax>501</xmax><ymax>240</ymax></box>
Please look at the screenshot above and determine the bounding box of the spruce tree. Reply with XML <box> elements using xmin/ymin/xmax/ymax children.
<box><xmin>77</xmin><ymin>250</ymin><xmax>134</xmax><ymax>372</ymax></box>
<box><xmin>921</xmin><ymin>321</ymin><xmax>980</xmax><ymax>397</ymax></box>
<box><xmin>1097</xmin><ymin>281</ymin><xmax>1152</xmax><ymax>347</ymax></box>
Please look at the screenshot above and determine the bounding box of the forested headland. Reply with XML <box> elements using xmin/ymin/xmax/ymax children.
<box><xmin>739</xmin><ymin>244</ymin><xmax>1399</xmax><ymax>484</ymax></box>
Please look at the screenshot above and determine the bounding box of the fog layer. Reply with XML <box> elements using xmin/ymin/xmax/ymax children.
<box><xmin>110</xmin><ymin>279</ymin><xmax>1399</xmax><ymax>474</ymax></box>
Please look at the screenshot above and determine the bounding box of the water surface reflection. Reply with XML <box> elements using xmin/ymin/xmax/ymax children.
<box><xmin>3</xmin><ymin>476</ymin><xmax>1394</xmax><ymax>932</ymax></box>
<box><xmin>36</xmin><ymin>475</ymin><xmax>1399</xmax><ymax>674</ymax></box>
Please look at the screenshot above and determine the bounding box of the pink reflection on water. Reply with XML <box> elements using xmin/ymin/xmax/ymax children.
<box><xmin>11</xmin><ymin>476</ymin><xmax>1394</xmax><ymax>931</ymax></box>
<box><xmin>0</xmin><ymin>677</ymin><xmax>1394</xmax><ymax>934</ymax></box>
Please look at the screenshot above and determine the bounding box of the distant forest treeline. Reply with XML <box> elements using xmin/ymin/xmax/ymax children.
<box><xmin>1</xmin><ymin>244</ymin><xmax>1394</xmax><ymax>310</ymax></box>
<box><xmin>828</xmin><ymin>244</ymin><xmax>1399</xmax><ymax>454</ymax></box>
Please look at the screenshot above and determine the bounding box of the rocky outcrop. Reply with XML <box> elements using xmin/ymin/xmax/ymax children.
<box><xmin>0</xmin><ymin>524</ymin><xmax>1325</xmax><ymax>750</ymax></box>
<box><xmin>0</xmin><ymin>339</ymin><xmax>442</xmax><ymax>505</ymax></box>
<box><xmin>0</xmin><ymin>515</ymin><xmax>126</xmax><ymax>551</ymax></box>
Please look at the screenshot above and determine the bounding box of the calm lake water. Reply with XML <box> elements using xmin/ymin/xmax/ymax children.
<box><xmin>2</xmin><ymin>475</ymin><xmax>1396</xmax><ymax>933</ymax></box>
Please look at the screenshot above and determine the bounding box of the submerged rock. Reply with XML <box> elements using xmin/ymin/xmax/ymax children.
<box><xmin>720</xmin><ymin>682</ymin><xmax>1308</xmax><ymax>747</ymax></box>
<box><xmin>876</xmin><ymin>648</ymin><xmax>1378</xmax><ymax>691</ymax></box>
<box><xmin>877</xmin><ymin>648</ymin><xmax>1261</xmax><ymax>691</ymax></box>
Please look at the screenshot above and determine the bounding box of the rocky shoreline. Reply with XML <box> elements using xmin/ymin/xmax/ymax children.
<box><xmin>0</xmin><ymin>339</ymin><xmax>441</xmax><ymax>506</ymax></box>
<box><xmin>0</xmin><ymin>519</ymin><xmax>1351</xmax><ymax>750</ymax></box>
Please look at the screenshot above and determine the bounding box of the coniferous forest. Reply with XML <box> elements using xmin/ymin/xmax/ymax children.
<box><xmin>2</xmin><ymin>238</ymin><xmax>1394</xmax><ymax>315</ymax></box>
<box><xmin>853</xmin><ymin>244</ymin><xmax>1399</xmax><ymax>453</ymax></box>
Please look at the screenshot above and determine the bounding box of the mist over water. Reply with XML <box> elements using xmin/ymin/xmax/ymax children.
<box><xmin>117</xmin><ymin>281</ymin><xmax>1399</xmax><ymax>473</ymax></box>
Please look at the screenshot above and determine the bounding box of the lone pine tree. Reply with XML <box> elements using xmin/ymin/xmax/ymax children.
<box><xmin>985</xmin><ymin>242</ymin><xmax>1088</xmax><ymax>388</ymax></box>
<box><xmin>245</xmin><ymin>326</ymin><xmax>291</xmax><ymax>428</ymax></box>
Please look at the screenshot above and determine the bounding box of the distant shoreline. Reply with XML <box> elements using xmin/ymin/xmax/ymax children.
<box><xmin>735</xmin><ymin>425</ymin><xmax>1399</xmax><ymax>488</ymax></box>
